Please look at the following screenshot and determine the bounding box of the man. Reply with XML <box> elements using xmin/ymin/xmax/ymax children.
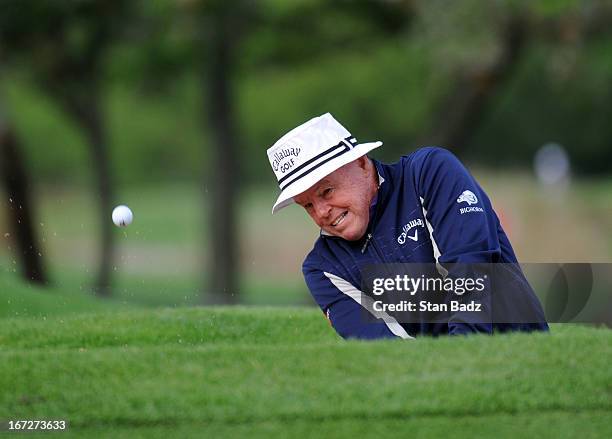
<box><xmin>267</xmin><ymin>113</ymin><xmax>548</xmax><ymax>340</ymax></box>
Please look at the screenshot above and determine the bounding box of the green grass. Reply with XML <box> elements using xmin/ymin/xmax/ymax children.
<box><xmin>1</xmin><ymin>308</ymin><xmax>611</xmax><ymax>437</ymax></box>
<box><xmin>0</xmin><ymin>267</ymin><xmax>309</xmax><ymax>315</ymax></box>
<box><xmin>0</xmin><ymin>273</ymin><xmax>126</xmax><ymax>318</ymax></box>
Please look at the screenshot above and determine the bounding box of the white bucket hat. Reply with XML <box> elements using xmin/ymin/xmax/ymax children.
<box><xmin>267</xmin><ymin>113</ymin><xmax>383</xmax><ymax>214</ymax></box>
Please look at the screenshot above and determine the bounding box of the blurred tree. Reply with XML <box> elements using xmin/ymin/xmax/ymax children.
<box><xmin>240</xmin><ymin>0</ymin><xmax>413</xmax><ymax>68</ymax></box>
<box><xmin>0</xmin><ymin>0</ymin><xmax>135</xmax><ymax>296</ymax></box>
<box><xmin>202</xmin><ymin>5</ymin><xmax>245</xmax><ymax>303</ymax></box>
<box><xmin>0</xmin><ymin>99</ymin><xmax>47</xmax><ymax>284</ymax></box>
<box><xmin>419</xmin><ymin>12</ymin><xmax>528</xmax><ymax>156</ymax></box>
<box><xmin>175</xmin><ymin>0</ymin><xmax>258</xmax><ymax>303</ymax></box>
<box><xmin>127</xmin><ymin>0</ymin><xmax>252</xmax><ymax>303</ymax></box>
<box><xmin>2</xmin><ymin>0</ymin><xmax>611</xmax><ymax>186</ymax></box>
<box><xmin>164</xmin><ymin>0</ymin><xmax>256</xmax><ymax>303</ymax></box>
<box><xmin>415</xmin><ymin>0</ymin><xmax>612</xmax><ymax>165</ymax></box>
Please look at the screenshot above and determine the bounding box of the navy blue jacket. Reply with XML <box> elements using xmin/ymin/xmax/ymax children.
<box><xmin>302</xmin><ymin>147</ymin><xmax>549</xmax><ymax>340</ymax></box>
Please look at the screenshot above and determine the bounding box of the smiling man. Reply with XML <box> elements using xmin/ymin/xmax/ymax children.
<box><xmin>267</xmin><ymin>113</ymin><xmax>548</xmax><ymax>340</ymax></box>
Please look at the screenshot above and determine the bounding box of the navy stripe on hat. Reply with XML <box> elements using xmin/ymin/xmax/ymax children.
<box><xmin>278</xmin><ymin>136</ymin><xmax>356</xmax><ymax>191</ymax></box>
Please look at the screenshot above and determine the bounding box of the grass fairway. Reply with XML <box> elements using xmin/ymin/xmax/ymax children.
<box><xmin>0</xmin><ymin>275</ymin><xmax>126</xmax><ymax>319</ymax></box>
<box><xmin>1</xmin><ymin>308</ymin><xmax>611</xmax><ymax>438</ymax></box>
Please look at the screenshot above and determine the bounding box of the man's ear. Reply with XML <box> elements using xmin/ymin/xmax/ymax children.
<box><xmin>355</xmin><ymin>155</ymin><xmax>369</xmax><ymax>171</ymax></box>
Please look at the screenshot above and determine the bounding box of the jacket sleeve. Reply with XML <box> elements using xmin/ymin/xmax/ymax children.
<box><xmin>302</xmin><ymin>258</ymin><xmax>412</xmax><ymax>340</ymax></box>
<box><xmin>413</xmin><ymin>147</ymin><xmax>500</xmax><ymax>335</ymax></box>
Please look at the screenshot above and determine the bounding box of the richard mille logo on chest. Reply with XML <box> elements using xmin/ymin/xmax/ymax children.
<box><xmin>397</xmin><ymin>218</ymin><xmax>424</xmax><ymax>244</ymax></box>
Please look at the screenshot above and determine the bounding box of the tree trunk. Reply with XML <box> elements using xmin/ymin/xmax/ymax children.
<box><xmin>204</xmin><ymin>14</ymin><xmax>240</xmax><ymax>304</ymax></box>
<box><xmin>0</xmin><ymin>113</ymin><xmax>48</xmax><ymax>284</ymax></box>
<box><xmin>420</xmin><ymin>15</ymin><xmax>528</xmax><ymax>155</ymax></box>
<box><xmin>83</xmin><ymin>99</ymin><xmax>114</xmax><ymax>297</ymax></box>
<box><xmin>59</xmin><ymin>90</ymin><xmax>115</xmax><ymax>297</ymax></box>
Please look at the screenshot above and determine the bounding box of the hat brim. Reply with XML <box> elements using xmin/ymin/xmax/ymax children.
<box><xmin>271</xmin><ymin>141</ymin><xmax>382</xmax><ymax>214</ymax></box>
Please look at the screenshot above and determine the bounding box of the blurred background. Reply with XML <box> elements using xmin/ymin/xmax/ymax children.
<box><xmin>1</xmin><ymin>0</ymin><xmax>611</xmax><ymax>315</ymax></box>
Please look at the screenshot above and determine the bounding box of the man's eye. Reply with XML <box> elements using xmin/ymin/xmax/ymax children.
<box><xmin>323</xmin><ymin>188</ymin><xmax>333</xmax><ymax>197</ymax></box>
<box><xmin>304</xmin><ymin>203</ymin><xmax>313</xmax><ymax>210</ymax></box>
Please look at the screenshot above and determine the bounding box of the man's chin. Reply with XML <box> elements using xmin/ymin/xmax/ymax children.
<box><xmin>337</xmin><ymin>226</ymin><xmax>367</xmax><ymax>241</ymax></box>
<box><xmin>322</xmin><ymin>220</ymin><xmax>367</xmax><ymax>241</ymax></box>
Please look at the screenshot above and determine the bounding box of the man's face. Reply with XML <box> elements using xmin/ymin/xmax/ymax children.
<box><xmin>293</xmin><ymin>157</ymin><xmax>376</xmax><ymax>241</ymax></box>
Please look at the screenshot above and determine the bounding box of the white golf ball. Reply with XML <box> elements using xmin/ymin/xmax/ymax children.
<box><xmin>112</xmin><ymin>205</ymin><xmax>133</xmax><ymax>227</ymax></box>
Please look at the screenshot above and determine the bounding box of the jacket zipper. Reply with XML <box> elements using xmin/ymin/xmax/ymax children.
<box><xmin>361</xmin><ymin>233</ymin><xmax>372</xmax><ymax>253</ymax></box>
<box><xmin>361</xmin><ymin>233</ymin><xmax>387</xmax><ymax>263</ymax></box>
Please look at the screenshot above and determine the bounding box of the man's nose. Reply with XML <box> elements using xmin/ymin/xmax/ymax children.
<box><xmin>313</xmin><ymin>200</ymin><xmax>331</xmax><ymax>220</ymax></box>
